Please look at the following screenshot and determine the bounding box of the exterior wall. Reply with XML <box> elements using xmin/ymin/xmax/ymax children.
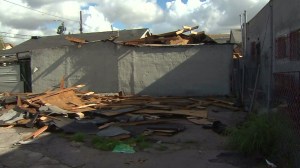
<box><xmin>273</xmin><ymin>0</ymin><xmax>300</xmax><ymax>73</ymax></box>
<box><xmin>31</xmin><ymin>42</ymin><xmax>233</xmax><ymax>96</ymax></box>
<box><xmin>118</xmin><ymin>45</ymin><xmax>232</xmax><ymax>96</ymax></box>
<box><xmin>245</xmin><ymin>3</ymin><xmax>272</xmax><ymax>105</ymax></box>
<box><xmin>0</xmin><ymin>65</ymin><xmax>24</xmax><ymax>92</ymax></box>
<box><xmin>245</xmin><ymin>0</ymin><xmax>300</xmax><ymax>107</ymax></box>
<box><xmin>31</xmin><ymin>42</ymin><xmax>119</xmax><ymax>93</ymax></box>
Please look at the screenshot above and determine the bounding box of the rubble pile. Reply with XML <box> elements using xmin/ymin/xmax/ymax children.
<box><xmin>0</xmin><ymin>84</ymin><xmax>240</xmax><ymax>142</ymax></box>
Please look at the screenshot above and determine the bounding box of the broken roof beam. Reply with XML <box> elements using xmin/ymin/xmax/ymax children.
<box><xmin>155</xmin><ymin>25</ymin><xmax>199</xmax><ymax>37</ymax></box>
<box><xmin>65</xmin><ymin>36</ymin><xmax>87</xmax><ymax>44</ymax></box>
<box><xmin>123</xmin><ymin>36</ymin><xmax>180</xmax><ymax>45</ymax></box>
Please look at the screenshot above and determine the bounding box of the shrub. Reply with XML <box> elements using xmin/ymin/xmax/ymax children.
<box><xmin>228</xmin><ymin>112</ymin><xmax>298</xmax><ymax>167</ymax></box>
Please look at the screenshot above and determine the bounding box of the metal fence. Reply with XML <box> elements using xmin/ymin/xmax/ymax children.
<box><xmin>272</xmin><ymin>72</ymin><xmax>300</xmax><ymax>167</ymax></box>
<box><xmin>273</xmin><ymin>72</ymin><xmax>300</xmax><ymax>132</ymax></box>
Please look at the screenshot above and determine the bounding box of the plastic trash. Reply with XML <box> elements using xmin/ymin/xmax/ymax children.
<box><xmin>112</xmin><ymin>144</ymin><xmax>135</xmax><ymax>154</ymax></box>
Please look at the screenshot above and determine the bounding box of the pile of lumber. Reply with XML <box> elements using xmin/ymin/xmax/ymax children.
<box><xmin>0</xmin><ymin>85</ymin><xmax>240</xmax><ymax>141</ymax></box>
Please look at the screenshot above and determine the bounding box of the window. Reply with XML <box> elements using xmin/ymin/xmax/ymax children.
<box><xmin>290</xmin><ymin>30</ymin><xmax>300</xmax><ymax>60</ymax></box>
<box><xmin>276</xmin><ymin>35</ymin><xmax>288</xmax><ymax>59</ymax></box>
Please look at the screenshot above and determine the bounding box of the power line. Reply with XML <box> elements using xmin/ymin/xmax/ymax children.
<box><xmin>3</xmin><ymin>0</ymin><xmax>80</xmax><ymax>23</ymax></box>
<box><xmin>1</xmin><ymin>35</ymin><xmax>29</xmax><ymax>39</ymax></box>
<box><xmin>0</xmin><ymin>31</ymin><xmax>31</xmax><ymax>37</ymax></box>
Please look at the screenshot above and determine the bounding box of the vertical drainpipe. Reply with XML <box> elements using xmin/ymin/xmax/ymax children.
<box><xmin>267</xmin><ymin>0</ymin><xmax>274</xmax><ymax>112</ymax></box>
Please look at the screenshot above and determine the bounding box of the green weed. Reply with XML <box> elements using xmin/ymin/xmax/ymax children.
<box><xmin>227</xmin><ymin>112</ymin><xmax>298</xmax><ymax>167</ymax></box>
<box><xmin>71</xmin><ymin>132</ymin><xmax>86</xmax><ymax>142</ymax></box>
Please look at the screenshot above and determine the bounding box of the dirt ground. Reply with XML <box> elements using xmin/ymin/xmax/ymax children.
<box><xmin>0</xmin><ymin>108</ymin><xmax>264</xmax><ymax>168</ymax></box>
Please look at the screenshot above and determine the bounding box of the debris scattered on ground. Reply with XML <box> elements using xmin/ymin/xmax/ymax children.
<box><xmin>0</xmin><ymin>82</ymin><xmax>240</xmax><ymax>151</ymax></box>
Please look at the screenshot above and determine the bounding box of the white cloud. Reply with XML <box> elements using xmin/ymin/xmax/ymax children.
<box><xmin>83</xmin><ymin>6</ymin><xmax>112</xmax><ymax>32</ymax></box>
<box><xmin>93</xmin><ymin>0</ymin><xmax>164</xmax><ymax>28</ymax></box>
<box><xmin>0</xmin><ymin>0</ymin><xmax>269</xmax><ymax>45</ymax></box>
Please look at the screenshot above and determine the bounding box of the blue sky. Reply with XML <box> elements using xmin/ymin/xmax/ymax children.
<box><xmin>1</xmin><ymin>0</ymin><xmax>269</xmax><ymax>44</ymax></box>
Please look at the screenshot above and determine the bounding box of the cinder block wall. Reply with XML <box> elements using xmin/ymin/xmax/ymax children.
<box><xmin>31</xmin><ymin>42</ymin><xmax>233</xmax><ymax>96</ymax></box>
<box><xmin>118</xmin><ymin>45</ymin><xmax>233</xmax><ymax>96</ymax></box>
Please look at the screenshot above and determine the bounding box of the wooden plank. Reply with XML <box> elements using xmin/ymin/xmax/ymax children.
<box><xmin>60</xmin><ymin>76</ymin><xmax>65</xmax><ymax>90</ymax></box>
<box><xmin>168</xmin><ymin>36</ymin><xmax>189</xmax><ymax>45</ymax></box>
<box><xmin>134</xmin><ymin>109</ymin><xmax>208</xmax><ymax>118</ymax></box>
<box><xmin>23</xmin><ymin>125</ymin><xmax>49</xmax><ymax>140</ymax></box>
<box><xmin>116</xmin><ymin>119</ymin><xmax>174</xmax><ymax>126</ymax></box>
<box><xmin>98</xmin><ymin>122</ymin><xmax>115</xmax><ymax>130</ymax></box>
<box><xmin>99</xmin><ymin>106</ymin><xmax>143</xmax><ymax>116</ymax></box>
<box><xmin>27</xmin><ymin>85</ymin><xmax>85</xmax><ymax>103</ymax></box>
<box><xmin>39</xmin><ymin>90</ymin><xmax>94</xmax><ymax>113</ymax></box>
<box><xmin>72</xmin><ymin>104</ymin><xmax>97</xmax><ymax>109</ymax></box>
<box><xmin>186</xmin><ymin>117</ymin><xmax>213</xmax><ymax>125</ymax></box>
<box><xmin>65</xmin><ymin>36</ymin><xmax>86</xmax><ymax>44</ymax></box>
<box><xmin>17</xmin><ymin>96</ymin><xmax>22</xmax><ymax>107</ymax></box>
<box><xmin>145</xmin><ymin>104</ymin><xmax>172</xmax><ymax>110</ymax></box>
<box><xmin>33</xmin><ymin>125</ymin><xmax>49</xmax><ymax>138</ymax></box>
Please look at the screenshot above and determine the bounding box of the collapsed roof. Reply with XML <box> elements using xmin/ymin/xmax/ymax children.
<box><xmin>122</xmin><ymin>26</ymin><xmax>218</xmax><ymax>46</ymax></box>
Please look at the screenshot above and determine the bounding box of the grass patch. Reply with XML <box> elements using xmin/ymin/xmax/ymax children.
<box><xmin>227</xmin><ymin>112</ymin><xmax>298</xmax><ymax>167</ymax></box>
<box><xmin>130</xmin><ymin>135</ymin><xmax>152</xmax><ymax>150</ymax></box>
<box><xmin>71</xmin><ymin>132</ymin><xmax>86</xmax><ymax>142</ymax></box>
<box><xmin>92</xmin><ymin>137</ymin><xmax>120</xmax><ymax>151</ymax></box>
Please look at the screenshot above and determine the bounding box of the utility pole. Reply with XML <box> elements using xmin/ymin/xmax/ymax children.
<box><xmin>0</xmin><ymin>36</ymin><xmax>4</xmax><ymax>50</ymax></box>
<box><xmin>267</xmin><ymin>1</ymin><xmax>274</xmax><ymax>112</ymax></box>
<box><xmin>243</xmin><ymin>10</ymin><xmax>247</xmax><ymax>58</ymax></box>
<box><xmin>79</xmin><ymin>11</ymin><xmax>83</xmax><ymax>34</ymax></box>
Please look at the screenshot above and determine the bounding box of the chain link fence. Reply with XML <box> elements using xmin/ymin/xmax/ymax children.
<box><xmin>273</xmin><ymin>72</ymin><xmax>300</xmax><ymax>167</ymax></box>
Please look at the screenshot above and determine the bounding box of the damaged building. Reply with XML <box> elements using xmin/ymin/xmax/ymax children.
<box><xmin>0</xmin><ymin>26</ymin><xmax>233</xmax><ymax>96</ymax></box>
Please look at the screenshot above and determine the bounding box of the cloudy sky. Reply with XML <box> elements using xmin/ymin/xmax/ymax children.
<box><xmin>0</xmin><ymin>0</ymin><xmax>269</xmax><ymax>45</ymax></box>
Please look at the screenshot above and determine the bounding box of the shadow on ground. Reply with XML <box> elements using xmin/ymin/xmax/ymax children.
<box><xmin>0</xmin><ymin>107</ymin><xmax>265</xmax><ymax>168</ymax></box>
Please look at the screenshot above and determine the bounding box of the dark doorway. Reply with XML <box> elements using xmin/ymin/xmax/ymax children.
<box><xmin>19</xmin><ymin>58</ymin><xmax>32</xmax><ymax>92</ymax></box>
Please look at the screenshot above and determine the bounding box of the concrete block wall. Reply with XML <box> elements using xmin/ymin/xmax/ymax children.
<box><xmin>118</xmin><ymin>45</ymin><xmax>232</xmax><ymax>96</ymax></box>
<box><xmin>31</xmin><ymin>42</ymin><xmax>233</xmax><ymax>96</ymax></box>
<box><xmin>31</xmin><ymin>42</ymin><xmax>119</xmax><ymax>93</ymax></box>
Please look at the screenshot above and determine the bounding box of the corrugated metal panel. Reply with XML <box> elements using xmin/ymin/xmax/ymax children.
<box><xmin>0</xmin><ymin>65</ymin><xmax>24</xmax><ymax>92</ymax></box>
<box><xmin>0</xmin><ymin>82</ymin><xmax>24</xmax><ymax>92</ymax></box>
<box><xmin>0</xmin><ymin>65</ymin><xmax>20</xmax><ymax>81</ymax></box>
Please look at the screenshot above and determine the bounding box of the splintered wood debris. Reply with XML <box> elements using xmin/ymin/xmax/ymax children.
<box><xmin>121</xmin><ymin>26</ymin><xmax>217</xmax><ymax>46</ymax></box>
<box><xmin>0</xmin><ymin>84</ymin><xmax>241</xmax><ymax>141</ymax></box>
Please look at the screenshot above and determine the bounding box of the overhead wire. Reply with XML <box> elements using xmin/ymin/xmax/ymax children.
<box><xmin>0</xmin><ymin>31</ymin><xmax>31</xmax><ymax>37</ymax></box>
<box><xmin>1</xmin><ymin>35</ymin><xmax>29</xmax><ymax>39</ymax></box>
<box><xmin>3</xmin><ymin>0</ymin><xmax>79</xmax><ymax>22</ymax></box>
<box><xmin>2</xmin><ymin>0</ymin><xmax>92</xmax><ymax>28</ymax></box>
